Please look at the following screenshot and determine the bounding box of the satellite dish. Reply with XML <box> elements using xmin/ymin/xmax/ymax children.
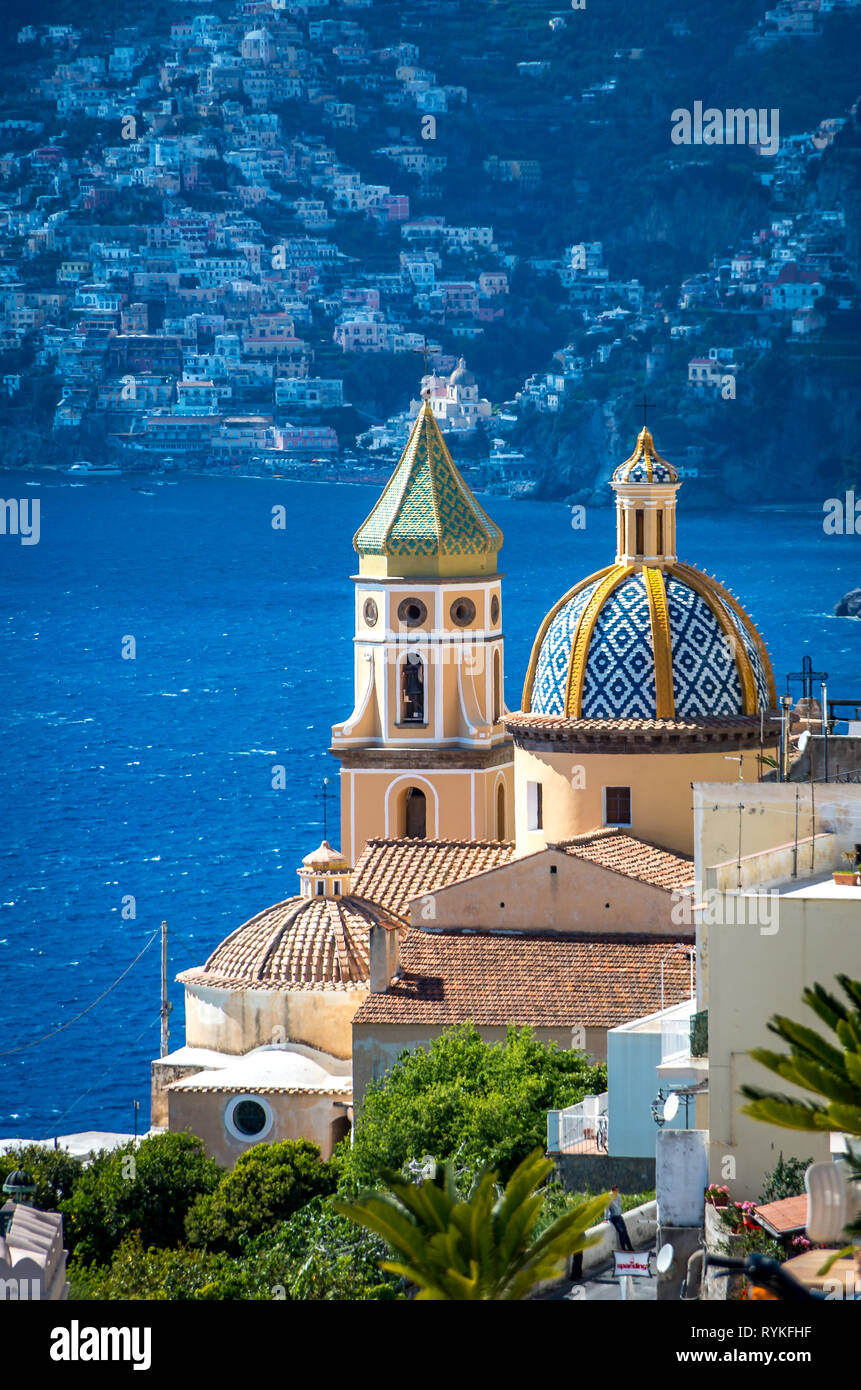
<box><xmin>798</xmin><ymin>729</ymin><xmax>810</xmax><ymax>753</ymax></box>
<box><xmin>656</xmin><ymin>1243</ymin><xmax>674</xmax><ymax>1274</ymax></box>
<box><xmin>663</xmin><ymin>1092</ymin><xmax>680</xmax><ymax>1123</ymax></box>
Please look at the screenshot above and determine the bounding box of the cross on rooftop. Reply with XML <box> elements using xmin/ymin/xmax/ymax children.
<box><xmin>786</xmin><ymin>654</ymin><xmax>828</xmax><ymax>703</ymax></box>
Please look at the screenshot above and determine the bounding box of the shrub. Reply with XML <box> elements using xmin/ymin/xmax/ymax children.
<box><xmin>342</xmin><ymin>1023</ymin><xmax>606</xmax><ymax>1191</ymax></box>
<box><xmin>62</xmin><ymin>1132</ymin><xmax>221</xmax><ymax>1267</ymax></box>
<box><xmin>185</xmin><ymin>1139</ymin><xmax>337</xmax><ymax>1255</ymax></box>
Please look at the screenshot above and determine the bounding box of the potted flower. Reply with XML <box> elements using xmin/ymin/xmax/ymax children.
<box><xmin>705</xmin><ymin>1183</ymin><xmax>730</xmax><ymax>1208</ymax></box>
<box><xmin>833</xmin><ymin>850</ymin><xmax>861</xmax><ymax>887</ymax></box>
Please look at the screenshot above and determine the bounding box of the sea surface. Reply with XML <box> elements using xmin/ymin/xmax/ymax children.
<box><xmin>0</xmin><ymin>471</ymin><xmax>857</xmax><ymax>1138</ymax></box>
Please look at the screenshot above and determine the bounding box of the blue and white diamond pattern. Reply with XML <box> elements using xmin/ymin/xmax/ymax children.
<box><xmin>532</xmin><ymin>578</ymin><xmax>601</xmax><ymax>714</ymax></box>
<box><xmin>666</xmin><ymin>578</ymin><xmax>742</xmax><ymax>717</ymax></box>
<box><xmin>581</xmin><ymin>573</ymin><xmax>657</xmax><ymax>718</ymax></box>
<box><xmin>625</xmin><ymin>459</ymin><xmax>676</xmax><ymax>483</ymax></box>
<box><xmin>720</xmin><ymin>597</ymin><xmax>770</xmax><ymax>710</ymax></box>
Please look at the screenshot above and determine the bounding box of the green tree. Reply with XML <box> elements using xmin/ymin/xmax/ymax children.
<box><xmin>336</xmin><ymin>1148</ymin><xmax>608</xmax><ymax>1300</ymax></box>
<box><xmin>71</xmin><ymin>1233</ymin><xmax>249</xmax><ymax>1302</ymax></box>
<box><xmin>239</xmin><ymin>1196</ymin><xmax>402</xmax><ymax>1301</ymax></box>
<box><xmin>185</xmin><ymin>1139</ymin><xmax>336</xmax><ymax>1254</ymax></box>
<box><xmin>62</xmin><ymin>1133</ymin><xmax>220</xmax><ymax>1267</ymax></box>
<box><xmin>342</xmin><ymin>1024</ymin><xmax>606</xmax><ymax>1190</ymax></box>
<box><xmin>759</xmin><ymin>1154</ymin><xmax>815</xmax><ymax>1205</ymax></box>
<box><xmin>0</xmin><ymin>1144</ymin><xmax>82</xmax><ymax>1212</ymax></box>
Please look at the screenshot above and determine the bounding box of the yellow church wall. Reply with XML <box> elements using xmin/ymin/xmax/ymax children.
<box><xmin>183</xmin><ymin>982</ymin><xmax>363</xmax><ymax>1059</ymax></box>
<box><xmin>513</xmin><ymin>744</ymin><xmax>771</xmax><ymax>858</ymax></box>
<box><xmin>339</xmin><ymin>762</ymin><xmax>514</xmax><ymax>863</ymax></box>
<box><xmin>168</xmin><ymin>1088</ymin><xmax>350</xmax><ymax>1167</ymax></box>
<box><xmin>407</xmin><ymin>847</ymin><xmax>689</xmax><ymax>936</ymax></box>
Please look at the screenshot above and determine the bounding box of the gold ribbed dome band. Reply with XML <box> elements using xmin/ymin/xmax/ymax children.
<box><xmin>643</xmin><ymin>566</ymin><xmax>675</xmax><ymax>719</ymax></box>
<box><xmin>667</xmin><ymin>563</ymin><xmax>758</xmax><ymax>715</ymax></box>
<box><xmin>520</xmin><ymin>565</ymin><xmax>615</xmax><ymax>712</ymax></box>
<box><xmin>673</xmin><ymin>562</ymin><xmax>777</xmax><ymax>709</ymax></box>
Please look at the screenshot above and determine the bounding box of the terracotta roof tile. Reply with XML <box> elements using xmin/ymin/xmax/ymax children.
<box><xmin>177</xmin><ymin>894</ymin><xmax>404</xmax><ymax>992</ymax></box>
<box><xmin>506</xmin><ymin>714</ymin><xmax>764</xmax><ymax>733</ymax></box>
<box><xmin>353</xmin><ymin>930</ymin><xmax>693</xmax><ymax>1028</ymax></box>
<box><xmin>350</xmin><ymin>837</ymin><xmax>515</xmax><ymax>918</ymax></box>
<box><xmin>554</xmin><ymin>828</ymin><xmax>695</xmax><ymax>891</ymax></box>
<box><xmin>753</xmin><ymin>1194</ymin><xmax>808</xmax><ymax>1236</ymax></box>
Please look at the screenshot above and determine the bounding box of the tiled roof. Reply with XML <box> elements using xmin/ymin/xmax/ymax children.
<box><xmin>506</xmin><ymin>712</ymin><xmax>766</xmax><ymax>737</ymax></box>
<box><xmin>353</xmin><ymin>930</ymin><xmax>693</xmax><ymax>1028</ymax></box>
<box><xmin>554</xmin><ymin>828</ymin><xmax>695</xmax><ymax>891</ymax></box>
<box><xmin>352</xmin><ymin>399</ymin><xmax>503</xmax><ymax>575</ymax></box>
<box><xmin>753</xmin><ymin>1194</ymin><xmax>808</xmax><ymax>1236</ymax></box>
<box><xmin>350</xmin><ymin>837</ymin><xmax>515</xmax><ymax>918</ymax></box>
<box><xmin>177</xmin><ymin>894</ymin><xmax>404</xmax><ymax>993</ymax></box>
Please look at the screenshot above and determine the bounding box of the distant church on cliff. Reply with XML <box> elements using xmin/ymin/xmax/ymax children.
<box><xmin>151</xmin><ymin>393</ymin><xmax>777</xmax><ymax>1166</ymax></box>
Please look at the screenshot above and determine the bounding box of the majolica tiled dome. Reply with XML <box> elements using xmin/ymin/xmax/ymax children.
<box><xmin>524</xmin><ymin>564</ymin><xmax>774</xmax><ymax>720</ymax></box>
<box><xmin>522</xmin><ymin>424</ymin><xmax>776</xmax><ymax>721</ymax></box>
<box><xmin>179</xmin><ymin>894</ymin><xmax>403</xmax><ymax>993</ymax></box>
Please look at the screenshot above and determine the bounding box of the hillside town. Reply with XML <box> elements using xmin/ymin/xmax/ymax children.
<box><xmin>0</xmin><ymin>0</ymin><xmax>858</xmax><ymax>493</ymax></box>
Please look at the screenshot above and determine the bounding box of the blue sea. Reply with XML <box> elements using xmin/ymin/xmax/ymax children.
<box><xmin>0</xmin><ymin>471</ymin><xmax>858</xmax><ymax>1138</ymax></box>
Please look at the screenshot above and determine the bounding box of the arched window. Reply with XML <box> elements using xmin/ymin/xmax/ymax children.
<box><xmin>656</xmin><ymin>511</ymin><xmax>664</xmax><ymax>554</ymax></box>
<box><xmin>404</xmin><ymin>787</ymin><xmax>427</xmax><ymax>838</ymax></box>
<box><xmin>400</xmin><ymin>653</ymin><xmax>425</xmax><ymax>723</ymax></box>
<box><xmin>493</xmin><ymin>650</ymin><xmax>502</xmax><ymax>723</ymax></box>
<box><xmin>635</xmin><ymin>509</ymin><xmax>644</xmax><ymax>554</ymax></box>
<box><xmin>496</xmin><ymin>782</ymin><xmax>506</xmax><ymax>840</ymax></box>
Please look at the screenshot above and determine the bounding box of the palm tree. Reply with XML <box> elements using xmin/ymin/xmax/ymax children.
<box><xmin>739</xmin><ymin>973</ymin><xmax>861</xmax><ymax>1138</ymax></box>
<box><xmin>335</xmin><ymin>1148</ymin><xmax>608</xmax><ymax>1301</ymax></box>
<box><xmin>740</xmin><ymin>973</ymin><xmax>861</xmax><ymax>1265</ymax></box>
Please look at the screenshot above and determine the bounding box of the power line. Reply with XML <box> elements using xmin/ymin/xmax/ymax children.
<box><xmin>39</xmin><ymin>1011</ymin><xmax>162</xmax><ymax>1143</ymax></box>
<box><xmin>0</xmin><ymin>927</ymin><xmax>160</xmax><ymax>1058</ymax></box>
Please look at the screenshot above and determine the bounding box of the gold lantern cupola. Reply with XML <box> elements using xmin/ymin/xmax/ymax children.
<box><xmin>610</xmin><ymin>425</ymin><xmax>681</xmax><ymax>568</ymax></box>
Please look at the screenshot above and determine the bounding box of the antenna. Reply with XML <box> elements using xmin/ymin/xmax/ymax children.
<box><xmin>322</xmin><ymin>776</ymin><xmax>330</xmax><ymax>842</ymax></box>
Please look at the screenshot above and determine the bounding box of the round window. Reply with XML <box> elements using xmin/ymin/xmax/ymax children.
<box><xmin>397</xmin><ymin>597</ymin><xmax>427</xmax><ymax>627</ymax></box>
<box><xmin>490</xmin><ymin>594</ymin><xmax>500</xmax><ymax>625</ymax></box>
<box><xmin>450</xmin><ymin>597</ymin><xmax>476</xmax><ymax>627</ymax></box>
<box><xmin>225</xmin><ymin>1095</ymin><xmax>272</xmax><ymax>1142</ymax></box>
<box><xmin>363</xmin><ymin>597</ymin><xmax>379</xmax><ymax>627</ymax></box>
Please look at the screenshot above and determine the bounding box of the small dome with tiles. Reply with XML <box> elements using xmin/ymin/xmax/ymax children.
<box><xmin>178</xmin><ymin>892</ymin><xmax>405</xmax><ymax>992</ymax></box>
<box><xmin>611</xmin><ymin>426</ymin><xmax>679</xmax><ymax>484</ymax></box>
<box><xmin>521</xmin><ymin>423</ymin><xmax>775</xmax><ymax>721</ymax></box>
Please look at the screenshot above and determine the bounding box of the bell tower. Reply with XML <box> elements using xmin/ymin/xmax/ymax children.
<box><xmin>331</xmin><ymin>398</ymin><xmax>514</xmax><ymax>865</ymax></box>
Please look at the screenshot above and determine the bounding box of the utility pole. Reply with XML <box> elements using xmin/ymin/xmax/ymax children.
<box><xmin>160</xmin><ymin>920</ymin><xmax>170</xmax><ymax>1058</ymax></box>
<box><xmin>821</xmin><ymin>680</ymin><xmax>829</xmax><ymax>783</ymax></box>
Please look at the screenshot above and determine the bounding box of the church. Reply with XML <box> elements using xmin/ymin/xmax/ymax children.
<box><xmin>151</xmin><ymin>393</ymin><xmax>778</xmax><ymax>1166</ymax></box>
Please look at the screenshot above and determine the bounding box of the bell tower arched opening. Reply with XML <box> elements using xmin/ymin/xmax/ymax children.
<box><xmin>403</xmin><ymin>786</ymin><xmax>427</xmax><ymax>839</ymax></box>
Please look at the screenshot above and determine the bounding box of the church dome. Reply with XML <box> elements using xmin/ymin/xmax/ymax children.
<box><xmin>524</xmin><ymin>564</ymin><xmax>773</xmax><ymax>719</ymax></box>
<box><xmin>178</xmin><ymin>894</ymin><xmax>405</xmax><ymax>993</ymax></box>
<box><xmin>449</xmin><ymin>358</ymin><xmax>475</xmax><ymax>387</ymax></box>
<box><xmin>522</xmin><ymin>423</ymin><xmax>775</xmax><ymax>721</ymax></box>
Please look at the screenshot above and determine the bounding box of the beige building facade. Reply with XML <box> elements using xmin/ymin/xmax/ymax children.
<box><xmin>692</xmin><ymin>780</ymin><xmax>861</xmax><ymax>1197</ymax></box>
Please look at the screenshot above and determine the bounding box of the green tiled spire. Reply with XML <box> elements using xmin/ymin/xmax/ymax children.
<box><xmin>354</xmin><ymin>401</ymin><xmax>503</xmax><ymax>577</ymax></box>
